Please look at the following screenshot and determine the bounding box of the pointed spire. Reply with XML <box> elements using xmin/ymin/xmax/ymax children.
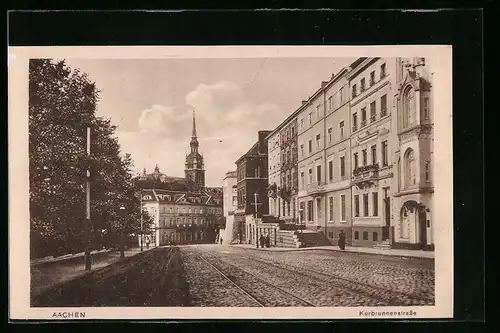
<box><xmin>192</xmin><ymin>109</ymin><xmax>197</xmax><ymax>138</ymax></box>
<box><xmin>154</xmin><ymin>164</ymin><xmax>160</xmax><ymax>173</ymax></box>
<box><xmin>142</xmin><ymin>167</ymin><xmax>147</xmax><ymax>175</ymax></box>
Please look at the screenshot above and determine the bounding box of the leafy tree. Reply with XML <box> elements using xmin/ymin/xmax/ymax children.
<box><xmin>29</xmin><ymin>59</ymin><xmax>151</xmax><ymax>258</ymax></box>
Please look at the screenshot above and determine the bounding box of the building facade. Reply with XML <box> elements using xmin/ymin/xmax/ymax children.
<box><xmin>322</xmin><ymin>66</ymin><xmax>356</xmax><ymax>245</ymax></box>
<box><xmin>222</xmin><ymin>171</ymin><xmax>238</xmax><ymax>217</ymax></box>
<box><xmin>137</xmin><ymin>111</ymin><xmax>223</xmax><ymax>246</ymax></box>
<box><xmin>141</xmin><ymin>189</ymin><xmax>223</xmax><ymax>245</ymax></box>
<box><xmin>347</xmin><ymin>57</ymin><xmax>397</xmax><ymax>247</ymax></box>
<box><xmin>234</xmin><ymin>130</ymin><xmax>272</xmax><ymax>244</ymax></box>
<box><xmin>267</xmin><ymin>117</ymin><xmax>298</xmax><ymax>224</ymax></box>
<box><xmin>391</xmin><ymin>57</ymin><xmax>434</xmax><ymax>250</ymax></box>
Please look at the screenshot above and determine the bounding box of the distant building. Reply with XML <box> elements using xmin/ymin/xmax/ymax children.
<box><xmin>137</xmin><ymin>111</ymin><xmax>223</xmax><ymax>246</ymax></box>
<box><xmin>222</xmin><ymin>171</ymin><xmax>238</xmax><ymax>217</ymax></box>
<box><xmin>234</xmin><ymin>130</ymin><xmax>272</xmax><ymax>244</ymax></box>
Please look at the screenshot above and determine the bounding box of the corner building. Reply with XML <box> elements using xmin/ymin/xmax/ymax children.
<box><xmin>391</xmin><ymin>57</ymin><xmax>434</xmax><ymax>250</ymax></box>
<box><xmin>234</xmin><ymin>130</ymin><xmax>272</xmax><ymax>244</ymax></box>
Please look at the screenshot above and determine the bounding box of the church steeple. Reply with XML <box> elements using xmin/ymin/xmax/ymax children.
<box><xmin>190</xmin><ymin>110</ymin><xmax>199</xmax><ymax>153</ymax></box>
<box><xmin>185</xmin><ymin>109</ymin><xmax>205</xmax><ymax>188</ymax></box>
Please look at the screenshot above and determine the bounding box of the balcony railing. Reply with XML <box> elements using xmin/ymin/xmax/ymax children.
<box><xmin>380</xmin><ymin>108</ymin><xmax>387</xmax><ymax>117</ymax></box>
<box><xmin>306</xmin><ymin>181</ymin><xmax>326</xmax><ymax>196</ymax></box>
<box><xmin>370</xmin><ymin>115</ymin><xmax>376</xmax><ymax>122</ymax></box>
<box><xmin>352</xmin><ymin>164</ymin><xmax>380</xmax><ymax>188</ymax></box>
<box><xmin>352</xmin><ymin>125</ymin><xmax>358</xmax><ymax>132</ymax></box>
<box><xmin>361</xmin><ymin>120</ymin><xmax>367</xmax><ymax>128</ymax></box>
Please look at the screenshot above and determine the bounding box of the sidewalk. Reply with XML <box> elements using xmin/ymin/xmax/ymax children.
<box><xmin>31</xmin><ymin>247</ymin><xmax>153</xmax><ymax>297</ymax></box>
<box><xmin>232</xmin><ymin>244</ymin><xmax>434</xmax><ymax>259</ymax></box>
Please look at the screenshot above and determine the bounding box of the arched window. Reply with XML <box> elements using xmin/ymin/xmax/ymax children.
<box><xmin>405</xmin><ymin>149</ymin><xmax>416</xmax><ymax>188</ymax></box>
<box><xmin>402</xmin><ymin>86</ymin><xmax>416</xmax><ymax>128</ymax></box>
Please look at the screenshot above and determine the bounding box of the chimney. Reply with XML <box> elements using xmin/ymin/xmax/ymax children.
<box><xmin>321</xmin><ymin>81</ymin><xmax>328</xmax><ymax>87</ymax></box>
<box><xmin>301</xmin><ymin>100</ymin><xmax>308</xmax><ymax>105</ymax></box>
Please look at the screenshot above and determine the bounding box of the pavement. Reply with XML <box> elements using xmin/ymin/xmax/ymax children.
<box><xmin>232</xmin><ymin>243</ymin><xmax>434</xmax><ymax>259</ymax></box>
<box><xmin>31</xmin><ymin>246</ymin><xmax>154</xmax><ymax>297</ymax></box>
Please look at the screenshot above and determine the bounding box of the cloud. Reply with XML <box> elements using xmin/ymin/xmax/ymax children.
<box><xmin>118</xmin><ymin>80</ymin><xmax>286</xmax><ymax>186</ymax></box>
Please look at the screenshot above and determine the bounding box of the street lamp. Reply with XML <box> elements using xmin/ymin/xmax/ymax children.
<box><xmin>119</xmin><ymin>205</ymin><xmax>126</xmax><ymax>258</ymax></box>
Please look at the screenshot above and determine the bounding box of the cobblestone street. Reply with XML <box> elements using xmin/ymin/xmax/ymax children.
<box><xmin>182</xmin><ymin>244</ymin><xmax>435</xmax><ymax>307</ymax></box>
<box><xmin>32</xmin><ymin>244</ymin><xmax>434</xmax><ymax>307</ymax></box>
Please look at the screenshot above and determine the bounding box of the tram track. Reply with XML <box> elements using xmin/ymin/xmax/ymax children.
<box><xmin>192</xmin><ymin>249</ymin><xmax>316</xmax><ymax>307</ymax></box>
<box><xmin>223</xmin><ymin>250</ymin><xmax>434</xmax><ymax>306</ymax></box>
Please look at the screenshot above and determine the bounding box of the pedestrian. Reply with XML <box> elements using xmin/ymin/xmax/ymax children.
<box><xmin>338</xmin><ymin>230</ymin><xmax>346</xmax><ymax>250</ymax></box>
<box><xmin>259</xmin><ymin>234</ymin><xmax>265</xmax><ymax>248</ymax></box>
<box><xmin>146</xmin><ymin>237</ymin><xmax>150</xmax><ymax>250</ymax></box>
<box><xmin>220</xmin><ymin>237</ymin><xmax>223</xmax><ymax>245</ymax></box>
<box><xmin>265</xmin><ymin>234</ymin><xmax>271</xmax><ymax>248</ymax></box>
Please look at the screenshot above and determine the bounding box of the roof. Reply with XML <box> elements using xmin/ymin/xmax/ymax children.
<box><xmin>265</xmin><ymin>57</ymin><xmax>366</xmax><ymax>141</ymax></box>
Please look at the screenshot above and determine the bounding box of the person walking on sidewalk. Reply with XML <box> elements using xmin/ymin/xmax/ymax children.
<box><xmin>220</xmin><ymin>237</ymin><xmax>223</xmax><ymax>245</ymax></box>
<box><xmin>338</xmin><ymin>230</ymin><xmax>346</xmax><ymax>250</ymax></box>
<box><xmin>259</xmin><ymin>234</ymin><xmax>265</xmax><ymax>248</ymax></box>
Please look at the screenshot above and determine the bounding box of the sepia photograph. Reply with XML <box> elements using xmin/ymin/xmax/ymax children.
<box><xmin>8</xmin><ymin>46</ymin><xmax>453</xmax><ymax>319</ymax></box>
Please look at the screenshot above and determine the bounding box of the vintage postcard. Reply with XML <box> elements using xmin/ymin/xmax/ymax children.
<box><xmin>8</xmin><ymin>45</ymin><xmax>453</xmax><ymax>320</ymax></box>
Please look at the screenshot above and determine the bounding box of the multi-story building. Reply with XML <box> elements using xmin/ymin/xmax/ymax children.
<box><xmin>296</xmin><ymin>59</ymin><xmax>363</xmax><ymax>244</ymax></box>
<box><xmin>322</xmin><ymin>64</ymin><xmax>359</xmax><ymax>245</ymax></box>
<box><xmin>234</xmin><ymin>130</ymin><xmax>272</xmax><ymax>243</ymax></box>
<box><xmin>137</xmin><ymin>111</ymin><xmax>224</xmax><ymax>246</ymax></box>
<box><xmin>222</xmin><ymin>171</ymin><xmax>238</xmax><ymax>217</ymax></box>
<box><xmin>141</xmin><ymin>188</ymin><xmax>223</xmax><ymax>245</ymax></box>
<box><xmin>391</xmin><ymin>57</ymin><xmax>434</xmax><ymax>250</ymax></box>
<box><xmin>347</xmin><ymin>57</ymin><xmax>397</xmax><ymax>247</ymax></box>
<box><xmin>266</xmin><ymin>117</ymin><xmax>298</xmax><ymax>224</ymax></box>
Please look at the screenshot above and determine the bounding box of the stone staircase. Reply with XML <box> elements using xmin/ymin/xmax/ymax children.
<box><xmin>373</xmin><ymin>239</ymin><xmax>392</xmax><ymax>250</ymax></box>
<box><xmin>275</xmin><ymin>230</ymin><xmax>301</xmax><ymax>248</ymax></box>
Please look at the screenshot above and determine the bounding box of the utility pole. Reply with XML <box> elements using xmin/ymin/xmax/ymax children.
<box><xmin>252</xmin><ymin>192</ymin><xmax>262</xmax><ymax>248</ymax></box>
<box><xmin>84</xmin><ymin>126</ymin><xmax>91</xmax><ymax>271</ymax></box>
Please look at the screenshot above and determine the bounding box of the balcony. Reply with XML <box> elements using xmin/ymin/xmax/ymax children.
<box><xmin>370</xmin><ymin>115</ymin><xmax>376</xmax><ymax>123</ymax></box>
<box><xmin>352</xmin><ymin>164</ymin><xmax>379</xmax><ymax>189</ymax></box>
<box><xmin>380</xmin><ymin>108</ymin><xmax>387</xmax><ymax>117</ymax></box>
<box><xmin>306</xmin><ymin>181</ymin><xmax>326</xmax><ymax>196</ymax></box>
<box><xmin>352</xmin><ymin>125</ymin><xmax>358</xmax><ymax>132</ymax></box>
<box><xmin>360</xmin><ymin>120</ymin><xmax>367</xmax><ymax>128</ymax></box>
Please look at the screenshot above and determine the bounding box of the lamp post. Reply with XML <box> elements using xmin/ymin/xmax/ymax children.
<box><xmin>253</xmin><ymin>192</ymin><xmax>260</xmax><ymax>249</ymax></box>
<box><xmin>119</xmin><ymin>205</ymin><xmax>126</xmax><ymax>258</ymax></box>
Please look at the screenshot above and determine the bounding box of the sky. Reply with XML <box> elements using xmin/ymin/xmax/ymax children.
<box><xmin>65</xmin><ymin>57</ymin><xmax>354</xmax><ymax>187</ymax></box>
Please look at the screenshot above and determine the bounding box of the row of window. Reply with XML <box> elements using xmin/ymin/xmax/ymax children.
<box><xmin>300</xmin><ymin>156</ymin><xmax>347</xmax><ymax>187</ymax></box>
<box><xmin>159</xmin><ymin>206</ymin><xmax>222</xmax><ymax>215</ymax></box>
<box><xmin>354</xmin><ymin>231</ymin><xmax>379</xmax><ymax>241</ymax></box>
<box><xmin>352</xmin><ymin>63</ymin><xmax>387</xmax><ymax>98</ymax></box>
<box><xmin>298</xmin><ymin>86</ymin><xmax>348</xmax><ymax>133</ymax></box>
<box><xmin>299</xmin><ymin>121</ymin><xmax>347</xmax><ymax>158</ymax></box>
<box><xmin>159</xmin><ymin>217</ymin><xmax>215</xmax><ymax>227</ymax></box>
<box><xmin>352</xmin><ymin>94</ymin><xmax>388</xmax><ymax>132</ymax></box>
<box><xmin>326</xmin><ymin>231</ymin><xmax>379</xmax><ymax>241</ymax></box>
<box><xmin>353</xmin><ymin>141</ymin><xmax>389</xmax><ymax>168</ymax></box>
<box><xmin>302</xmin><ymin>195</ymin><xmax>346</xmax><ymax>222</ymax></box>
<box><xmin>354</xmin><ymin>192</ymin><xmax>380</xmax><ymax>217</ymax></box>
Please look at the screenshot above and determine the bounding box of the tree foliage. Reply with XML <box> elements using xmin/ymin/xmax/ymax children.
<box><xmin>29</xmin><ymin>59</ymin><xmax>153</xmax><ymax>258</ymax></box>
